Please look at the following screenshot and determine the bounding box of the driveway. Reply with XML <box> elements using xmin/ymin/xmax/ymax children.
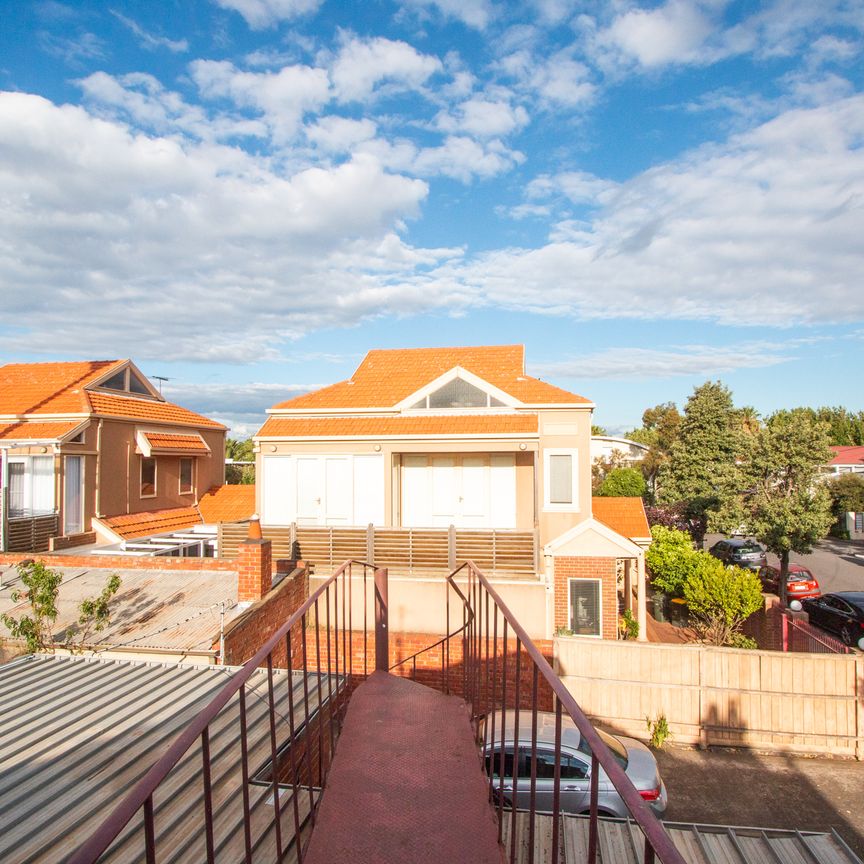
<box><xmin>655</xmin><ymin>744</ymin><xmax>864</xmax><ymax>859</ymax></box>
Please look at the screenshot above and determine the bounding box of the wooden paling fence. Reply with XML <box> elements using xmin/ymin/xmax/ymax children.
<box><xmin>556</xmin><ymin>638</ymin><xmax>864</xmax><ymax>759</ymax></box>
<box><xmin>217</xmin><ymin>522</ymin><xmax>537</xmax><ymax>577</ymax></box>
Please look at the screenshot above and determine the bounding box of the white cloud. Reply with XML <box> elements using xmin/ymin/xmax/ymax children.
<box><xmin>212</xmin><ymin>0</ymin><xmax>323</xmax><ymax>29</ymax></box>
<box><xmin>436</xmin><ymin>97</ymin><xmax>529</xmax><ymax>138</ymax></box>
<box><xmin>330</xmin><ymin>36</ymin><xmax>442</xmax><ymax>103</ymax></box>
<box><xmin>397</xmin><ymin>0</ymin><xmax>494</xmax><ymax>30</ymax></box>
<box><xmin>109</xmin><ymin>11</ymin><xmax>188</xmax><ymax>53</ymax></box>
<box><xmin>305</xmin><ymin>116</ymin><xmax>377</xmax><ymax>152</ymax></box>
<box><xmin>533</xmin><ymin>344</ymin><xmax>794</xmax><ymax>380</ymax></box>
<box><xmin>500</xmin><ymin>48</ymin><xmax>596</xmax><ymax>108</ymax></box>
<box><xmin>526</xmin><ymin>171</ymin><xmax>619</xmax><ymax>205</ymax></box>
<box><xmin>190</xmin><ymin>59</ymin><xmax>330</xmax><ymax>142</ymax></box>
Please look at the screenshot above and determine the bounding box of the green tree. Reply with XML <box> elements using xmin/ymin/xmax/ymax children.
<box><xmin>683</xmin><ymin>555</ymin><xmax>763</xmax><ymax>647</ymax></box>
<box><xmin>658</xmin><ymin>382</ymin><xmax>747</xmax><ymax>528</ymax></box>
<box><xmin>743</xmin><ymin>409</ymin><xmax>834</xmax><ymax>605</ymax></box>
<box><xmin>645</xmin><ymin>525</ymin><xmax>699</xmax><ymax>596</ymax></box>
<box><xmin>225</xmin><ymin>437</ymin><xmax>255</xmax><ymax>485</ymax></box>
<box><xmin>806</xmin><ymin>406</ymin><xmax>864</xmax><ymax>446</ymax></box>
<box><xmin>627</xmin><ymin>402</ymin><xmax>681</xmax><ymax>499</ymax></box>
<box><xmin>827</xmin><ymin>473</ymin><xmax>864</xmax><ymax>535</ymax></box>
<box><xmin>0</xmin><ymin>561</ymin><xmax>121</xmax><ymax>654</ymax></box>
<box><xmin>596</xmin><ymin>467</ymin><xmax>647</xmax><ymax>498</ymax></box>
<box><xmin>591</xmin><ymin>424</ymin><xmax>608</xmax><ymax>436</ymax></box>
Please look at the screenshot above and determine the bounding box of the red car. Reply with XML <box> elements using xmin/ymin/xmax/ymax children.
<box><xmin>758</xmin><ymin>564</ymin><xmax>821</xmax><ymax>599</ymax></box>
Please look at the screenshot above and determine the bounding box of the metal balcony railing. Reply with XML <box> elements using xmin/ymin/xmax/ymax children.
<box><xmin>67</xmin><ymin>560</ymin><xmax>379</xmax><ymax>864</ymax></box>
<box><xmin>392</xmin><ymin>561</ymin><xmax>687</xmax><ymax>864</ymax></box>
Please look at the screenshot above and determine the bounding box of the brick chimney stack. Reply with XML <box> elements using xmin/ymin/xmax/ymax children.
<box><xmin>237</xmin><ymin>514</ymin><xmax>272</xmax><ymax>603</ymax></box>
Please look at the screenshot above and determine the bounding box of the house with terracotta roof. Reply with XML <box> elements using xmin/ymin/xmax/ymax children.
<box><xmin>824</xmin><ymin>446</ymin><xmax>864</xmax><ymax>540</ymax></box>
<box><xmin>0</xmin><ymin>359</ymin><xmax>226</xmax><ymax>552</ymax></box>
<box><xmin>254</xmin><ymin>345</ymin><xmax>650</xmax><ymax>640</ymax></box>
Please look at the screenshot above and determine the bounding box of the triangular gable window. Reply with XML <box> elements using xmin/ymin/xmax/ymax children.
<box><xmin>97</xmin><ymin>367</ymin><xmax>153</xmax><ymax>396</ymax></box>
<box><xmin>129</xmin><ymin>371</ymin><xmax>150</xmax><ymax>394</ymax></box>
<box><xmin>411</xmin><ymin>376</ymin><xmax>506</xmax><ymax>409</ymax></box>
<box><xmin>102</xmin><ymin>370</ymin><xmax>127</xmax><ymax>391</ymax></box>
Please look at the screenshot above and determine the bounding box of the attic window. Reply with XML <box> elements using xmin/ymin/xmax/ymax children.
<box><xmin>411</xmin><ymin>377</ymin><xmax>506</xmax><ymax>410</ymax></box>
<box><xmin>99</xmin><ymin>368</ymin><xmax>152</xmax><ymax>396</ymax></box>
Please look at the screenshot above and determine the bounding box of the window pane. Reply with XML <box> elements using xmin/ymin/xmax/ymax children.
<box><xmin>102</xmin><ymin>370</ymin><xmax>127</xmax><ymax>391</ymax></box>
<box><xmin>8</xmin><ymin>462</ymin><xmax>25</xmax><ymax>515</ymax></box>
<box><xmin>31</xmin><ymin>456</ymin><xmax>55</xmax><ymax>513</ymax></box>
<box><xmin>485</xmin><ymin>748</ymin><xmax>515</xmax><ymax>778</ymax></box>
<box><xmin>180</xmin><ymin>458</ymin><xmax>193</xmax><ymax>493</ymax></box>
<box><xmin>856</xmin><ymin>513</ymin><xmax>863</xmax><ymax>532</ymax></box>
<box><xmin>428</xmin><ymin>377</ymin><xmax>488</xmax><ymax>408</ymax></box>
<box><xmin>64</xmin><ymin>456</ymin><xmax>83</xmax><ymax>534</ymax></box>
<box><xmin>549</xmin><ymin>454</ymin><xmax>572</xmax><ymax>504</ymax></box>
<box><xmin>129</xmin><ymin>372</ymin><xmax>150</xmax><ymax>394</ymax></box>
<box><xmin>141</xmin><ymin>457</ymin><xmax>156</xmax><ymax>496</ymax></box>
<box><xmin>569</xmin><ymin>579</ymin><xmax>600</xmax><ymax>636</ymax></box>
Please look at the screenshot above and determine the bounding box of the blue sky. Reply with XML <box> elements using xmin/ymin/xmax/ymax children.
<box><xmin>1</xmin><ymin>0</ymin><xmax>863</xmax><ymax>436</ymax></box>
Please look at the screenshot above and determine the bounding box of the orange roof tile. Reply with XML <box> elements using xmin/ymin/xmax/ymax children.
<box><xmin>0</xmin><ymin>360</ymin><xmax>122</xmax><ymax>415</ymax></box>
<box><xmin>257</xmin><ymin>414</ymin><xmax>539</xmax><ymax>438</ymax></box>
<box><xmin>101</xmin><ymin>507</ymin><xmax>203</xmax><ymax>540</ymax></box>
<box><xmin>271</xmin><ymin>345</ymin><xmax>589</xmax><ymax>410</ymax></box>
<box><xmin>592</xmin><ymin>496</ymin><xmax>651</xmax><ymax>540</ymax></box>
<box><xmin>144</xmin><ymin>432</ymin><xmax>210</xmax><ymax>453</ymax></box>
<box><xmin>88</xmin><ymin>392</ymin><xmax>225</xmax><ymax>429</ymax></box>
<box><xmin>197</xmin><ymin>485</ymin><xmax>256</xmax><ymax>524</ymax></box>
<box><xmin>0</xmin><ymin>420</ymin><xmax>83</xmax><ymax>442</ymax></box>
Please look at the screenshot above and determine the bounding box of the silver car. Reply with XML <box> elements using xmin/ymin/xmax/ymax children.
<box><xmin>483</xmin><ymin>711</ymin><xmax>668</xmax><ymax>818</ymax></box>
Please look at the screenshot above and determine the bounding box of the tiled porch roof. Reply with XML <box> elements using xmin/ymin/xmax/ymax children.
<box><xmin>100</xmin><ymin>506</ymin><xmax>203</xmax><ymax>540</ymax></box>
<box><xmin>0</xmin><ymin>420</ymin><xmax>83</xmax><ymax>442</ymax></box>
<box><xmin>592</xmin><ymin>496</ymin><xmax>651</xmax><ymax>540</ymax></box>
<box><xmin>198</xmin><ymin>485</ymin><xmax>256</xmax><ymax>523</ymax></box>
<box><xmin>257</xmin><ymin>413</ymin><xmax>539</xmax><ymax>438</ymax></box>
<box><xmin>142</xmin><ymin>432</ymin><xmax>211</xmax><ymax>454</ymax></box>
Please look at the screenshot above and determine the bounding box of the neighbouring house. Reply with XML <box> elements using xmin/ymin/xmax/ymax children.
<box><xmin>824</xmin><ymin>446</ymin><xmax>864</xmax><ymax>540</ymax></box>
<box><xmin>0</xmin><ymin>359</ymin><xmax>226</xmax><ymax>553</ymax></box>
<box><xmin>254</xmin><ymin>345</ymin><xmax>650</xmax><ymax>641</ymax></box>
<box><xmin>590</xmin><ymin>434</ymin><xmax>649</xmax><ymax>468</ymax></box>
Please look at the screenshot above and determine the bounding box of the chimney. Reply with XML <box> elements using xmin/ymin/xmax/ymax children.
<box><xmin>237</xmin><ymin>515</ymin><xmax>272</xmax><ymax>603</ymax></box>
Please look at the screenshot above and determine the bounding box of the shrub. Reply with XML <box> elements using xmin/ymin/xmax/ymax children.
<box><xmin>596</xmin><ymin>467</ymin><xmax>647</xmax><ymax>498</ymax></box>
<box><xmin>645</xmin><ymin>525</ymin><xmax>699</xmax><ymax>597</ymax></box>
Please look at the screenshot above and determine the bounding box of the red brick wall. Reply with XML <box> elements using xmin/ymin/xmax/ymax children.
<box><xmin>221</xmin><ymin>568</ymin><xmax>309</xmax><ymax>666</ymax></box>
<box><xmin>49</xmin><ymin>532</ymin><xmax>97</xmax><ymax>551</ymax></box>
<box><xmin>552</xmin><ymin>556</ymin><xmax>618</xmax><ymax>639</ymax></box>
<box><xmin>236</xmin><ymin>539</ymin><xmax>272</xmax><ymax>602</ymax></box>
<box><xmin>0</xmin><ymin>552</ymin><xmax>238</xmax><ymax>571</ymax></box>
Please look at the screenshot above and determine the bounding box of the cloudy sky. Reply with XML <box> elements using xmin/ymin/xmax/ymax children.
<box><xmin>1</xmin><ymin>0</ymin><xmax>863</xmax><ymax>436</ymax></box>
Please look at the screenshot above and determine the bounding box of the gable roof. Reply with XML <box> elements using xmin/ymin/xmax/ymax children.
<box><xmin>271</xmin><ymin>345</ymin><xmax>590</xmax><ymax>410</ymax></box>
<box><xmin>829</xmin><ymin>445</ymin><xmax>864</xmax><ymax>467</ymax></box>
<box><xmin>591</xmin><ymin>496</ymin><xmax>651</xmax><ymax>541</ymax></box>
<box><xmin>0</xmin><ymin>360</ymin><xmax>225</xmax><ymax>430</ymax></box>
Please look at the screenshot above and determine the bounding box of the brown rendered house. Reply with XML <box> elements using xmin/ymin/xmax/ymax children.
<box><xmin>0</xmin><ymin>359</ymin><xmax>226</xmax><ymax>551</ymax></box>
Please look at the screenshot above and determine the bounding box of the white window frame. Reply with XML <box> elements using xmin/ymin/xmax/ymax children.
<box><xmin>6</xmin><ymin>455</ymin><xmax>55</xmax><ymax>516</ymax></box>
<box><xmin>141</xmin><ymin>457</ymin><xmax>157</xmax><ymax>499</ymax></box>
<box><xmin>63</xmin><ymin>455</ymin><xmax>85</xmax><ymax>535</ymax></box>
<box><xmin>179</xmin><ymin>457</ymin><xmax>194</xmax><ymax>495</ymax></box>
<box><xmin>568</xmin><ymin>578</ymin><xmax>602</xmax><ymax>638</ymax></box>
<box><xmin>543</xmin><ymin>448</ymin><xmax>579</xmax><ymax>511</ymax></box>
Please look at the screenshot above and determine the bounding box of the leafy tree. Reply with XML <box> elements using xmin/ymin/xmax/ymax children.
<box><xmin>591</xmin><ymin>448</ymin><xmax>628</xmax><ymax>491</ymax></box>
<box><xmin>805</xmin><ymin>406</ymin><xmax>864</xmax><ymax>446</ymax></box>
<box><xmin>658</xmin><ymin>382</ymin><xmax>748</xmax><ymax>528</ymax></box>
<box><xmin>627</xmin><ymin>402</ymin><xmax>681</xmax><ymax>499</ymax></box>
<box><xmin>596</xmin><ymin>467</ymin><xmax>647</xmax><ymax>498</ymax></box>
<box><xmin>645</xmin><ymin>502</ymin><xmax>707</xmax><ymax>543</ymax></box>
<box><xmin>683</xmin><ymin>555</ymin><xmax>763</xmax><ymax>647</ymax></box>
<box><xmin>225</xmin><ymin>437</ymin><xmax>255</xmax><ymax>485</ymax></box>
<box><xmin>742</xmin><ymin>409</ymin><xmax>834</xmax><ymax>604</ymax></box>
<box><xmin>0</xmin><ymin>561</ymin><xmax>121</xmax><ymax>654</ymax></box>
<box><xmin>591</xmin><ymin>424</ymin><xmax>608</xmax><ymax>436</ymax></box>
<box><xmin>645</xmin><ymin>525</ymin><xmax>699</xmax><ymax>596</ymax></box>
<box><xmin>827</xmin><ymin>473</ymin><xmax>864</xmax><ymax>535</ymax></box>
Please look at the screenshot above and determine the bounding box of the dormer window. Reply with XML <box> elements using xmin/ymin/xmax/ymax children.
<box><xmin>98</xmin><ymin>367</ymin><xmax>152</xmax><ymax>396</ymax></box>
<box><xmin>410</xmin><ymin>377</ymin><xmax>507</xmax><ymax>410</ymax></box>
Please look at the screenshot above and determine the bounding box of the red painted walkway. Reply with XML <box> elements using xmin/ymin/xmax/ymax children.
<box><xmin>303</xmin><ymin>671</ymin><xmax>505</xmax><ymax>864</ymax></box>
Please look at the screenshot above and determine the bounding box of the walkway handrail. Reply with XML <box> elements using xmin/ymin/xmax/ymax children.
<box><xmin>388</xmin><ymin>561</ymin><xmax>474</xmax><ymax>691</ymax></box>
<box><xmin>458</xmin><ymin>560</ymin><xmax>687</xmax><ymax>864</ymax></box>
<box><xmin>68</xmin><ymin>559</ymin><xmax>375</xmax><ymax>864</ymax></box>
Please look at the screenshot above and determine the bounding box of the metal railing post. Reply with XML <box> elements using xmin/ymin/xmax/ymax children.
<box><xmin>375</xmin><ymin>567</ymin><xmax>389</xmax><ymax>672</ymax></box>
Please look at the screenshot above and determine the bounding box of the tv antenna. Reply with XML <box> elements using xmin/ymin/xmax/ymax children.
<box><xmin>152</xmin><ymin>375</ymin><xmax>171</xmax><ymax>394</ymax></box>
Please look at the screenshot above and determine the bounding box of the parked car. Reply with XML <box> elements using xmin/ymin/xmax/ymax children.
<box><xmin>801</xmin><ymin>593</ymin><xmax>864</xmax><ymax>647</ymax></box>
<box><xmin>708</xmin><ymin>538</ymin><xmax>767</xmax><ymax>571</ymax></box>
<box><xmin>758</xmin><ymin>564</ymin><xmax>821</xmax><ymax>600</ymax></box>
<box><xmin>483</xmin><ymin>710</ymin><xmax>667</xmax><ymax>818</ymax></box>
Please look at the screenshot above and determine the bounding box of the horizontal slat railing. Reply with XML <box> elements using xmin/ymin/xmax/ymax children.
<box><xmin>67</xmin><ymin>559</ymin><xmax>377</xmax><ymax>864</ymax></box>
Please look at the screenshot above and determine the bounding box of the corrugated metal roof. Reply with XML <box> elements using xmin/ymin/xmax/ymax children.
<box><xmin>0</xmin><ymin>655</ymin><xmax>329</xmax><ymax>863</ymax></box>
<box><xmin>0</xmin><ymin>565</ymin><xmax>240</xmax><ymax>654</ymax></box>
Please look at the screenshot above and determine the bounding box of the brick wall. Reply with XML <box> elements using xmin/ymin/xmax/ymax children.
<box><xmin>0</xmin><ymin>552</ymin><xmax>238</xmax><ymax>571</ymax></box>
<box><xmin>552</xmin><ymin>556</ymin><xmax>618</xmax><ymax>639</ymax></box>
<box><xmin>49</xmin><ymin>532</ymin><xmax>97</xmax><ymax>552</ymax></box>
<box><xmin>236</xmin><ymin>539</ymin><xmax>272</xmax><ymax>602</ymax></box>
<box><xmin>220</xmin><ymin>568</ymin><xmax>309</xmax><ymax>666</ymax></box>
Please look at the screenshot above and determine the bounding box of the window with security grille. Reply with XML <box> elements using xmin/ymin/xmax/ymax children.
<box><xmin>568</xmin><ymin>579</ymin><xmax>601</xmax><ymax>637</ymax></box>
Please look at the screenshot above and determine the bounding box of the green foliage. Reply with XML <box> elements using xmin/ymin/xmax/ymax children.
<box><xmin>619</xmin><ymin>608</ymin><xmax>639</xmax><ymax>640</ymax></box>
<box><xmin>1</xmin><ymin>561</ymin><xmax>62</xmax><ymax>653</ymax></box>
<box><xmin>645</xmin><ymin>525</ymin><xmax>699</xmax><ymax>596</ymax></box>
<box><xmin>645</xmin><ymin>502</ymin><xmax>707</xmax><ymax>543</ymax></box>
<box><xmin>627</xmin><ymin>402</ymin><xmax>681</xmax><ymax>498</ymax></box>
<box><xmin>645</xmin><ymin>714</ymin><xmax>672</xmax><ymax>749</ymax></box>
<box><xmin>658</xmin><ymin>382</ymin><xmax>748</xmax><ymax>525</ymax></box>
<box><xmin>683</xmin><ymin>555</ymin><xmax>763</xmax><ymax>646</ymax></box>
<box><xmin>802</xmin><ymin>406</ymin><xmax>864</xmax><ymax>446</ymax></box>
<box><xmin>596</xmin><ymin>467</ymin><xmax>647</xmax><ymax>498</ymax></box>
<box><xmin>591</xmin><ymin>425</ymin><xmax>608</xmax><ymax>436</ymax></box>
<box><xmin>225</xmin><ymin>437</ymin><xmax>256</xmax><ymax>485</ymax></box>
<box><xmin>0</xmin><ymin>561</ymin><xmax>121</xmax><ymax>654</ymax></box>
<box><xmin>828</xmin><ymin>473</ymin><xmax>864</xmax><ymax>521</ymax></box>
